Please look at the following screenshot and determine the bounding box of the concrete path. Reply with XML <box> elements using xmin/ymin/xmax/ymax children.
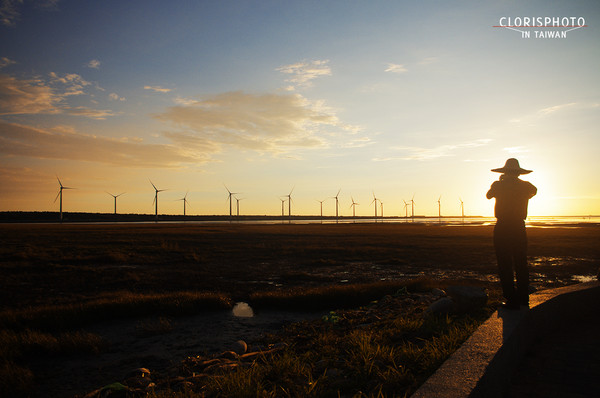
<box><xmin>411</xmin><ymin>281</ymin><xmax>600</xmax><ymax>398</ymax></box>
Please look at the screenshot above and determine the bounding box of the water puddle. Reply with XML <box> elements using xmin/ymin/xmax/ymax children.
<box><xmin>232</xmin><ymin>302</ymin><xmax>254</xmax><ymax>317</ymax></box>
<box><xmin>571</xmin><ymin>275</ymin><xmax>596</xmax><ymax>283</ymax></box>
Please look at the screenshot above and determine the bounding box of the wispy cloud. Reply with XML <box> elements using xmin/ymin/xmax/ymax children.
<box><xmin>109</xmin><ymin>92</ymin><xmax>125</xmax><ymax>101</ymax></box>
<box><xmin>537</xmin><ymin>102</ymin><xmax>577</xmax><ymax>116</ymax></box>
<box><xmin>418</xmin><ymin>57</ymin><xmax>438</xmax><ymax>66</ymax></box>
<box><xmin>1</xmin><ymin>0</ymin><xmax>59</xmax><ymax>27</ymax></box>
<box><xmin>48</xmin><ymin>72</ymin><xmax>91</xmax><ymax>96</ymax></box>
<box><xmin>276</xmin><ymin>60</ymin><xmax>331</xmax><ymax>89</ymax></box>
<box><xmin>0</xmin><ymin>72</ymin><xmax>114</xmax><ymax>118</ymax></box>
<box><xmin>154</xmin><ymin>91</ymin><xmax>360</xmax><ymax>156</ymax></box>
<box><xmin>0</xmin><ymin>74</ymin><xmax>61</xmax><ymax>115</ymax></box>
<box><xmin>0</xmin><ymin>57</ymin><xmax>16</xmax><ymax>69</ymax></box>
<box><xmin>87</xmin><ymin>59</ymin><xmax>101</xmax><ymax>69</ymax></box>
<box><xmin>373</xmin><ymin>139</ymin><xmax>492</xmax><ymax>161</ymax></box>
<box><xmin>144</xmin><ymin>85</ymin><xmax>172</xmax><ymax>93</ymax></box>
<box><xmin>511</xmin><ymin>102</ymin><xmax>583</xmax><ymax>124</ymax></box>
<box><xmin>504</xmin><ymin>146</ymin><xmax>529</xmax><ymax>154</ymax></box>
<box><xmin>0</xmin><ymin>121</ymin><xmax>203</xmax><ymax>167</ymax></box>
<box><xmin>384</xmin><ymin>63</ymin><xmax>407</xmax><ymax>73</ymax></box>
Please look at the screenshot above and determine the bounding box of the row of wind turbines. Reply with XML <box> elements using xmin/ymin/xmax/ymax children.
<box><xmin>53</xmin><ymin>177</ymin><xmax>467</xmax><ymax>221</ymax></box>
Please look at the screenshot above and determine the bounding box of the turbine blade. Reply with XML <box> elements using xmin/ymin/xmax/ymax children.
<box><xmin>149</xmin><ymin>179</ymin><xmax>158</xmax><ymax>191</ymax></box>
<box><xmin>56</xmin><ymin>176</ymin><xmax>63</xmax><ymax>188</ymax></box>
<box><xmin>54</xmin><ymin>190</ymin><xmax>61</xmax><ymax>203</ymax></box>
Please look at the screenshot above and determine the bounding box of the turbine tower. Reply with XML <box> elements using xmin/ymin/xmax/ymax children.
<box><xmin>350</xmin><ymin>197</ymin><xmax>359</xmax><ymax>218</ymax></box>
<box><xmin>150</xmin><ymin>180</ymin><xmax>166</xmax><ymax>220</ymax></box>
<box><xmin>224</xmin><ymin>185</ymin><xmax>239</xmax><ymax>219</ymax></box>
<box><xmin>410</xmin><ymin>194</ymin><xmax>416</xmax><ymax>219</ymax></box>
<box><xmin>235</xmin><ymin>196</ymin><xmax>245</xmax><ymax>217</ymax></box>
<box><xmin>459</xmin><ymin>198</ymin><xmax>465</xmax><ymax>218</ymax></box>
<box><xmin>380</xmin><ymin>200</ymin><xmax>384</xmax><ymax>219</ymax></box>
<box><xmin>437</xmin><ymin>195</ymin><xmax>442</xmax><ymax>218</ymax></box>
<box><xmin>331</xmin><ymin>189</ymin><xmax>341</xmax><ymax>220</ymax></box>
<box><xmin>371</xmin><ymin>192</ymin><xmax>378</xmax><ymax>219</ymax></box>
<box><xmin>317</xmin><ymin>199</ymin><xmax>326</xmax><ymax>219</ymax></box>
<box><xmin>107</xmin><ymin>191</ymin><xmax>125</xmax><ymax>215</ymax></box>
<box><xmin>178</xmin><ymin>191</ymin><xmax>190</xmax><ymax>216</ymax></box>
<box><xmin>285</xmin><ymin>187</ymin><xmax>294</xmax><ymax>221</ymax></box>
<box><xmin>54</xmin><ymin>177</ymin><xmax>74</xmax><ymax>222</ymax></box>
<box><xmin>279</xmin><ymin>197</ymin><xmax>286</xmax><ymax>218</ymax></box>
<box><xmin>403</xmin><ymin>200</ymin><xmax>409</xmax><ymax>218</ymax></box>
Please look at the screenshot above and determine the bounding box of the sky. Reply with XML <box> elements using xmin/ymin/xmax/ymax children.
<box><xmin>1</xmin><ymin>0</ymin><xmax>599</xmax><ymax>217</ymax></box>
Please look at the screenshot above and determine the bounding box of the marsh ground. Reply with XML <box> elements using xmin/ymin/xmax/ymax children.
<box><xmin>2</xmin><ymin>223</ymin><xmax>598</xmax><ymax>310</ymax></box>
<box><xmin>1</xmin><ymin>223</ymin><xmax>598</xmax><ymax>397</ymax></box>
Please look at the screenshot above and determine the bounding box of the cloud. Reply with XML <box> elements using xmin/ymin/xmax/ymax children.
<box><xmin>504</xmin><ymin>146</ymin><xmax>529</xmax><ymax>154</ymax></box>
<box><xmin>0</xmin><ymin>0</ymin><xmax>21</xmax><ymax>26</ymax></box>
<box><xmin>537</xmin><ymin>102</ymin><xmax>577</xmax><ymax>116</ymax></box>
<box><xmin>144</xmin><ymin>85</ymin><xmax>172</xmax><ymax>93</ymax></box>
<box><xmin>0</xmin><ymin>72</ymin><xmax>115</xmax><ymax>118</ymax></box>
<box><xmin>276</xmin><ymin>60</ymin><xmax>331</xmax><ymax>89</ymax></box>
<box><xmin>0</xmin><ymin>57</ymin><xmax>16</xmax><ymax>69</ymax></box>
<box><xmin>384</xmin><ymin>63</ymin><xmax>408</xmax><ymax>73</ymax></box>
<box><xmin>1</xmin><ymin>0</ymin><xmax>59</xmax><ymax>27</ymax></box>
<box><xmin>87</xmin><ymin>59</ymin><xmax>101</xmax><ymax>69</ymax></box>
<box><xmin>154</xmin><ymin>91</ymin><xmax>358</xmax><ymax>155</ymax></box>
<box><xmin>48</xmin><ymin>72</ymin><xmax>91</xmax><ymax>96</ymax></box>
<box><xmin>418</xmin><ymin>57</ymin><xmax>438</xmax><ymax>66</ymax></box>
<box><xmin>374</xmin><ymin>139</ymin><xmax>492</xmax><ymax>161</ymax></box>
<box><xmin>0</xmin><ymin>121</ymin><xmax>205</xmax><ymax>167</ymax></box>
<box><xmin>0</xmin><ymin>74</ymin><xmax>61</xmax><ymax>115</ymax></box>
<box><xmin>109</xmin><ymin>92</ymin><xmax>125</xmax><ymax>101</ymax></box>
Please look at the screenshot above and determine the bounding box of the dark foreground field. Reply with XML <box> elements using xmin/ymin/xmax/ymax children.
<box><xmin>2</xmin><ymin>223</ymin><xmax>599</xmax><ymax>310</ymax></box>
<box><xmin>1</xmin><ymin>223</ymin><xmax>598</xmax><ymax>397</ymax></box>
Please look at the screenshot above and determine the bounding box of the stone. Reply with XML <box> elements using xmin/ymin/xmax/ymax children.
<box><xmin>431</xmin><ymin>288</ymin><xmax>447</xmax><ymax>297</ymax></box>
<box><xmin>425</xmin><ymin>297</ymin><xmax>455</xmax><ymax>315</ymax></box>
<box><xmin>217</xmin><ymin>351</ymin><xmax>239</xmax><ymax>360</ymax></box>
<box><xmin>230</xmin><ymin>340</ymin><xmax>247</xmax><ymax>355</ymax></box>
<box><xmin>446</xmin><ymin>285</ymin><xmax>488</xmax><ymax>312</ymax></box>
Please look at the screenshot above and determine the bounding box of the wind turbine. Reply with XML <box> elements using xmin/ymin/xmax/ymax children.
<box><xmin>350</xmin><ymin>197</ymin><xmax>359</xmax><ymax>218</ymax></box>
<box><xmin>178</xmin><ymin>191</ymin><xmax>190</xmax><ymax>216</ymax></box>
<box><xmin>235</xmin><ymin>196</ymin><xmax>245</xmax><ymax>217</ymax></box>
<box><xmin>54</xmin><ymin>177</ymin><xmax>74</xmax><ymax>222</ymax></box>
<box><xmin>331</xmin><ymin>189</ymin><xmax>341</xmax><ymax>221</ymax></box>
<box><xmin>403</xmin><ymin>200</ymin><xmax>409</xmax><ymax>219</ymax></box>
<box><xmin>106</xmin><ymin>191</ymin><xmax>125</xmax><ymax>215</ymax></box>
<box><xmin>380</xmin><ymin>200</ymin><xmax>384</xmax><ymax>219</ymax></box>
<box><xmin>437</xmin><ymin>195</ymin><xmax>442</xmax><ymax>219</ymax></box>
<box><xmin>371</xmin><ymin>192</ymin><xmax>378</xmax><ymax>220</ymax></box>
<box><xmin>285</xmin><ymin>187</ymin><xmax>294</xmax><ymax>221</ymax></box>
<box><xmin>279</xmin><ymin>197</ymin><xmax>286</xmax><ymax>218</ymax></box>
<box><xmin>410</xmin><ymin>194</ymin><xmax>416</xmax><ymax>219</ymax></box>
<box><xmin>224</xmin><ymin>185</ymin><xmax>239</xmax><ymax>219</ymax></box>
<box><xmin>459</xmin><ymin>198</ymin><xmax>465</xmax><ymax>218</ymax></box>
<box><xmin>150</xmin><ymin>180</ymin><xmax>166</xmax><ymax>220</ymax></box>
<box><xmin>317</xmin><ymin>199</ymin><xmax>327</xmax><ymax>219</ymax></box>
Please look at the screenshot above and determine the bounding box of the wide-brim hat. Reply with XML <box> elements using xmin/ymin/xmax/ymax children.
<box><xmin>491</xmin><ymin>158</ymin><xmax>532</xmax><ymax>174</ymax></box>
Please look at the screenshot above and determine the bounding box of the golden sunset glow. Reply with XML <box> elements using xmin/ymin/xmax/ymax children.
<box><xmin>1</xmin><ymin>2</ymin><xmax>599</xmax><ymax>217</ymax></box>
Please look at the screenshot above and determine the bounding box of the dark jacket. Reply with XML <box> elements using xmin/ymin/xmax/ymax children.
<box><xmin>487</xmin><ymin>175</ymin><xmax>537</xmax><ymax>222</ymax></box>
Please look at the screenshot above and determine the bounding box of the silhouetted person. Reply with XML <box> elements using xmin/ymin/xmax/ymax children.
<box><xmin>486</xmin><ymin>158</ymin><xmax>537</xmax><ymax>309</ymax></box>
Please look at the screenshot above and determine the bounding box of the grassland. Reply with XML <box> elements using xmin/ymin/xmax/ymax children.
<box><xmin>0</xmin><ymin>223</ymin><xmax>598</xmax><ymax>397</ymax></box>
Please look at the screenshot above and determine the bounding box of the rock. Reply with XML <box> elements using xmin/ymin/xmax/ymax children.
<box><xmin>425</xmin><ymin>297</ymin><xmax>455</xmax><ymax>315</ymax></box>
<box><xmin>431</xmin><ymin>288</ymin><xmax>446</xmax><ymax>297</ymax></box>
<box><xmin>217</xmin><ymin>351</ymin><xmax>239</xmax><ymax>360</ymax></box>
<box><xmin>230</xmin><ymin>340</ymin><xmax>247</xmax><ymax>355</ymax></box>
<box><xmin>446</xmin><ymin>285</ymin><xmax>487</xmax><ymax>312</ymax></box>
<box><xmin>126</xmin><ymin>368</ymin><xmax>150</xmax><ymax>379</ymax></box>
